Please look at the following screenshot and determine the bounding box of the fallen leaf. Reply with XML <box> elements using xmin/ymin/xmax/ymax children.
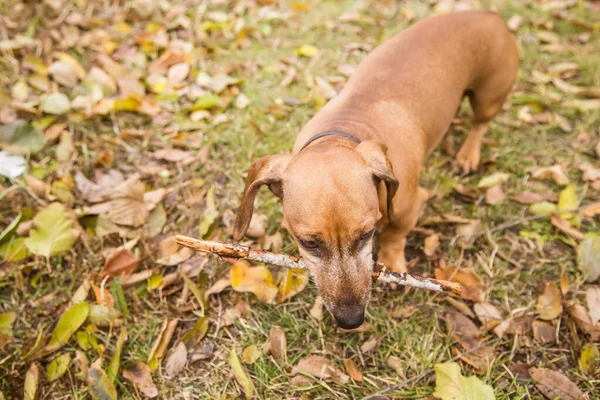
<box><xmin>152</xmin><ymin>148</ymin><xmax>194</xmax><ymax>163</ymax></box>
<box><xmin>537</xmin><ymin>282</ymin><xmax>563</xmax><ymax>321</ymax></box>
<box><xmin>473</xmin><ymin>302</ymin><xmax>503</xmax><ymax>331</ymax></box>
<box><xmin>179</xmin><ymin>268</ymin><xmax>208</xmax><ymax>314</ymax></box>
<box><xmin>456</xmin><ymin>219</ymin><xmax>482</xmax><ymax>248</ymax></box>
<box><xmin>583</xmin><ymin>203</ymin><xmax>600</xmax><ymax>218</ymax></box>
<box><xmin>292</xmin><ymin>355</ymin><xmax>350</xmax><ymax>384</ymax></box>
<box><xmin>477</xmin><ymin>172</ymin><xmax>509</xmax><ymax>188</ymax></box>
<box><xmin>532</xmin><ymin>165</ymin><xmax>569</xmax><ymax>185</ymax></box>
<box><xmin>391</xmin><ymin>305</ymin><xmax>419</xmax><ymax>319</ymax></box>
<box><xmin>87</xmin><ymin>304</ymin><xmax>122</xmax><ymax>327</ymax></box>
<box><xmin>551</xmin><ymin>215</ymin><xmax>585</xmax><ymax>240</ymax></box>
<box><xmin>485</xmin><ymin>184</ymin><xmax>505</xmax><ymax>205</ymax></box>
<box><xmin>532</xmin><ymin>320</ymin><xmax>555</xmax><ymax>344</ymax></box>
<box><xmin>40</xmin><ymin>92</ymin><xmax>71</xmax><ymax>115</ymax></box>
<box><xmin>49</xmin><ymin>61</ymin><xmax>78</xmax><ymax>87</ymax></box>
<box><xmin>231</xmin><ymin>261</ymin><xmax>278</xmax><ymax>304</ymax></box>
<box><xmin>105</xmin><ymin>174</ymin><xmax>149</xmax><ymax>227</ymax></box>
<box><xmin>310</xmin><ymin>296</ymin><xmax>324</xmax><ymax>321</ymax></box>
<box><xmin>344</xmin><ymin>359</ymin><xmax>363</xmax><ymax>382</ymax></box>
<box><xmin>91</xmin><ymin>281</ymin><xmax>114</xmax><ymax>307</ymax></box>
<box><xmin>277</xmin><ymin>268</ymin><xmax>309</xmax><ymax>303</ymax></box>
<box><xmin>387</xmin><ymin>356</ymin><xmax>405</xmax><ymax>378</ymax></box>
<box><xmin>424</xmin><ymin>233</ymin><xmax>440</xmax><ymax>257</ymax></box>
<box><xmin>230</xmin><ymin>347</ymin><xmax>254</xmax><ymax>398</ymax></box>
<box><xmin>156</xmin><ymin>236</ymin><xmax>193</xmax><ymax>266</ymax></box>
<box><xmin>579</xmin><ymin>236</ymin><xmax>600</xmax><ymax>282</ymax></box>
<box><xmin>167</xmin><ymin>63</ymin><xmax>189</xmax><ymax>86</ymax></box>
<box><xmin>267</xmin><ymin>325</ymin><xmax>286</xmax><ymax>362</ymax></box>
<box><xmin>75</xmin><ymin>169</ymin><xmax>125</xmax><ymax>203</ymax></box>
<box><xmin>46</xmin><ymin>352</ymin><xmax>71</xmax><ymax>382</ymax></box>
<box><xmin>25</xmin><ymin>203</ymin><xmax>80</xmax><ymax>258</ymax></box>
<box><xmin>586</xmin><ymin>287</ymin><xmax>600</xmax><ymax>325</ymax></box>
<box><xmin>182</xmin><ymin>316</ymin><xmax>209</xmax><ymax>347</ymax></box>
<box><xmin>148</xmin><ymin>318</ymin><xmax>178</xmax><ymax>371</ymax></box>
<box><xmin>433</xmin><ymin>362</ymin><xmax>495</xmax><ymax>400</ymax></box>
<box><xmin>24</xmin><ymin>363</ymin><xmax>39</xmax><ymax>400</ymax></box>
<box><xmin>74</xmin><ymin>350</ymin><xmax>90</xmax><ymax>380</ymax></box>
<box><xmin>164</xmin><ymin>342</ymin><xmax>187</xmax><ymax>378</ymax></box>
<box><xmin>107</xmin><ymin>327</ymin><xmax>127</xmax><ymax>381</ymax></box>
<box><xmin>243</xmin><ymin>344</ymin><xmax>261</xmax><ymax>364</ymax></box>
<box><xmin>578</xmin><ymin>163</ymin><xmax>600</xmax><ymax>182</ymax></box>
<box><xmin>567</xmin><ymin>304</ymin><xmax>600</xmax><ymax>340</ymax></box>
<box><xmin>513</xmin><ymin>191</ymin><xmax>548</xmax><ymax>204</ymax></box>
<box><xmin>102</xmin><ymin>248</ymin><xmax>140</xmax><ymax>277</ymax></box>
<box><xmin>0</xmin><ymin>120</ymin><xmax>44</xmax><ymax>155</ymax></box>
<box><xmin>360</xmin><ymin>335</ymin><xmax>381</xmax><ymax>354</ymax></box>
<box><xmin>296</xmin><ymin>44</ymin><xmax>319</xmax><ymax>57</ymax></box>
<box><xmin>246</xmin><ymin>213</ymin><xmax>268</xmax><ymax>238</ymax></box>
<box><xmin>529</xmin><ymin>367</ymin><xmax>584</xmax><ymax>400</ymax></box>
<box><xmin>444</xmin><ymin>311</ymin><xmax>493</xmax><ymax>371</ymax></box>
<box><xmin>0</xmin><ymin>312</ymin><xmax>16</xmax><ymax>348</ymax></box>
<box><xmin>507</xmin><ymin>14</ymin><xmax>523</xmax><ymax>31</ymax></box>
<box><xmin>435</xmin><ymin>265</ymin><xmax>484</xmax><ymax>302</ymax></box>
<box><xmin>43</xmin><ymin>302</ymin><xmax>90</xmax><ymax>355</ymax></box>
<box><xmin>530</xmin><ymin>201</ymin><xmax>558</xmax><ymax>216</ymax></box>
<box><xmin>557</xmin><ymin>184</ymin><xmax>578</xmax><ymax>223</ymax></box>
<box><xmin>122</xmin><ymin>362</ymin><xmax>158</xmax><ymax>398</ymax></box>
<box><xmin>88</xmin><ymin>359</ymin><xmax>117</xmax><ymax>400</ymax></box>
<box><xmin>0</xmin><ymin>151</ymin><xmax>26</xmax><ymax>178</ymax></box>
<box><xmin>580</xmin><ymin>343</ymin><xmax>599</xmax><ymax>374</ymax></box>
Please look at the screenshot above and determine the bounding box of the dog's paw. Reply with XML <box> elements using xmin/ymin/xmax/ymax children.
<box><xmin>456</xmin><ymin>145</ymin><xmax>480</xmax><ymax>174</ymax></box>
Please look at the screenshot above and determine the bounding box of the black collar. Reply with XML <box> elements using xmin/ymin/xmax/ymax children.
<box><xmin>300</xmin><ymin>130</ymin><xmax>361</xmax><ymax>151</ymax></box>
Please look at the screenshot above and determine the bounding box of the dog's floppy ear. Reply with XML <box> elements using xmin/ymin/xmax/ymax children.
<box><xmin>355</xmin><ymin>141</ymin><xmax>399</xmax><ymax>220</ymax></box>
<box><xmin>233</xmin><ymin>155</ymin><xmax>291</xmax><ymax>240</ymax></box>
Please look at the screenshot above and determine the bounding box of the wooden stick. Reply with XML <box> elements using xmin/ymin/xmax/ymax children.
<box><xmin>174</xmin><ymin>234</ymin><xmax>463</xmax><ymax>295</ymax></box>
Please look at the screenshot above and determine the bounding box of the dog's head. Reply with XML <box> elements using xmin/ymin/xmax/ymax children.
<box><xmin>233</xmin><ymin>140</ymin><xmax>398</xmax><ymax>329</ymax></box>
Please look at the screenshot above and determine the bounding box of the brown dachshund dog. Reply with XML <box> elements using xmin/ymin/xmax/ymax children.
<box><xmin>233</xmin><ymin>11</ymin><xmax>518</xmax><ymax>329</ymax></box>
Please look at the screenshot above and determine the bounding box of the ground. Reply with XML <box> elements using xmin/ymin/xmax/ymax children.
<box><xmin>0</xmin><ymin>0</ymin><xmax>599</xmax><ymax>399</ymax></box>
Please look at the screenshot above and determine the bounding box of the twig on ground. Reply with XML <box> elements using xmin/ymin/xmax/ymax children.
<box><xmin>174</xmin><ymin>235</ymin><xmax>463</xmax><ymax>295</ymax></box>
<box><xmin>361</xmin><ymin>338</ymin><xmax>501</xmax><ymax>400</ymax></box>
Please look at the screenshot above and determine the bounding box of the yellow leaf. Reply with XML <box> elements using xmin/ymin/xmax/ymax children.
<box><xmin>113</xmin><ymin>97</ymin><xmax>141</xmax><ymax>112</ymax></box>
<box><xmin>242</xmin><ymin>344</ymin><xmax>261</xmax><ymax>364</ymax></box>
<box><xmin>296</xmin><ymin>44</ymin><xmax>319</xmax><ymax>57</ymax></box>
<box><xmin>230</xmin><ymin>347</ymin><xmax>254</xmax><ymax>398</ymax></box>
<box><xmin>277</xmin><ymin>268</ymin><xmax>309</xmax><ymax>303</ymax></box>
<box><xmin>536</xmin><ymin>282</ymin><xmax>562</xmax><ymax>321</ymax></box>
<box><xmin>557</xmin><ymin>184</ymin><xmax>578</xmax><ymax>224</ymax></box>
<box><xmin>581</xmin><ymin>343</ymin><xmax>599</xmax><ymax>374</ymax></box>
<box><xmin>231</xmin><ymin>261</ymin><xmax>278</xmax><ymax>304</ymax></box>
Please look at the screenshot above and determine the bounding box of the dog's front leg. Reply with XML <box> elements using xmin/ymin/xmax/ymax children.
<box><xmin>377</xmin><ymin>187</ymin><xmax>429</xmax><ymax>273</ymax></box>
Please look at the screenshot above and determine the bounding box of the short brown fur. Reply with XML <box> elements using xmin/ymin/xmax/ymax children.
<box><xmin>234</xmin><ymin>11</ymin><xmax>518</xmax><ymax>329</ymax></box>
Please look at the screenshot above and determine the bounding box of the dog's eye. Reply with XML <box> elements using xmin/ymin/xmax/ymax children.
<box><xmin>300</xmin><ymin>239</ymin><xmax>319</xmax><ymax>249</ymax></box>
<box><xmin>360</xmin><ymin>229</ymin><xmax>374</xmax><ymax>241</ymax></box>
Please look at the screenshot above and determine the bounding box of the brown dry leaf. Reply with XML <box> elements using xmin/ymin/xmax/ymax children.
<box><xmin>456</xmin><ymin>219</ymin><xmax>482</xmax><ymax>248</ymax></box>
<box><xmin>167</xmin><ymin>63</ymin><xmax>189</xmax><ymax>86</ymax></box>
<box><xmin>144</xmin><ymin>188</ymin><xmax>166</xmax><ymax>211</ymax></box>
<box><xmin>445</xmin><ymin>297</ymin><xmax>476</xmax><ymax>318</ymax></box>
<box><xmin>151</xmin><ymin>149</ymin><xmax>194</xmax><ymax>163</ymax></box>
<box><xmin>586</xmin><ymin>287</ymin><xmax>600</xmax><ymax>325</ymax></box>
<box><xmin>550</xmin><ymin>215</ymin><xmax>585</xmax><ymax>240</ymax></box>
<box><xmin>583</xmin><ymin>202</ymin><xmax>600</xmax><ymax>217</ymax></box>
<box><xmin>344</xmin><ymin>359</ymin><xmax>363</xmax><ymax>382</ymax></box>
<box><xmin>578</xmin><ymin>163</ymin><xmax>600</xmax><ymax>182</ymax></box>
<box><xmin>266</xmin><ymin>325</ymin><xmax>286</xmax><ymax>362</ymax></box>
<box><xmin>567</xmin><ymin>304</ymin><xmax>600</xmax><ymax>340</ymax></box>
<box><xmin>387</xmin><ymin>356</ymin><xmax>405</xmax><ymax>378</ymax></box>
<box><xmin>560</xmin><ymin>265</ymin><xmax>569</xmax><ymax>295</ymax></box>
<box><xmin>360</xmin><ymin>335</ymin><xmax>381</xmax><ymax>354</ymax></box>
<box><xmin>205</xmin><ymin>277</ymin><xmax>231</xmax><ymax>299</ymax></box>
<box><xmin>435</xmin><ymin>265</ymin><xmax>485</xmax><ymax>302</ymax></box>
<box><xmin>570</xmin><ymin>131</ymin><xmax>592</xmax><ymax>149</ymax></box>
<box><xmin>537</xmin><ymin>283</ymin><xmax>563</xmax><ymax>321</ymax></box>
<box><xmin>423</xmin><ymin>233</ymin><xmax>440</xmax><ymax>257</ymax></box>
<box><xmin>75</xmin><ymin>170</ymin><xmax>125</xmax><ymax>203</ymax></box>
<box><xmin>156</xmin><ymin>236</ymin><xmax>193</xmax><ymax>266</ymax></box>
<box><xmin>105</xmin><ymin>175</ymin><xmax>149</xmax><ymax>227</ymax></box>
<box><xmin>532</xmin><ymin>165</ymin><xmax>570</xmax><ymax>185</ymax></box>
<box><xmin>473</xmin><ymin>302</ymin><xmax>502</xmax><ymax>331</ymax></box>
<box><xmin>444</xmin><ymin>311</ymin><xmax>494</xmax><ymax>371</ymax></box>
<box><xmin>242</xmin><ymin>345</ymin><xmax>261</xmax><ymax>365</ymax></box>
<box><xmin>122</xmin><ymin>362</ymin><xmax>158</xmax><ymax>398</ymax></box>
<box><xmin>230</xmin><ymin>261</ymin><xmax>278</xmax><ymax>304</ymax></box>
<box><xmin>513</xmin><ymin>191</ymin><xmax>548</xmax><ymax>204</ymax></box>
<box><xmin>291</xmin><ymin>355</ymin><xmax>350</xmax><ymax>384</ymax></box>
<box><xmin>148</xmin><ymin>318</ymin><xmax>178</xmax><ymax>371</ymax></box>
<box><xmin>310</xmin><ymin>296</ymin><xmax>324</xmax><ymax>321</ymax></box>
<box><xmin>532</xmin><ymin>320</ymin><xmax>555</xmax><ymax>344</ymax></box>
<box><xmin>164</xmin><ymin>342</ymin><xmax>187</xmax><ymax>379</ymax></box>
<box><xmin>102</xmin><ymin>248</ymin><xmax>140</xmax><ymax>277</ymax></box>
<box><xmin>246</xmin><ymin>213</ymin><xmax>268</xmax><ymax>238</ymax></box>
<box><xmin>485</xmin><ymin>184</ymin><xmax>505</xmax><ymax>205</ymax></box>
<box><xmin>90</xmin><ymin>281</ymin><xmax>114</xmax><ymax>307</ymax></box>
<box><xmin>391</xmin><ymin>305</ymin><xmax>419</xmax><ymax>319</ymax></box>
<box><xmin>277</xmin><ymin>268</ymin><xmax>309</xmax><ymax>303</ymax></box>
<box><xmin>529</xmin><ymin>367</ymin><xmax>584</xmax><ymax>400</ymax></box>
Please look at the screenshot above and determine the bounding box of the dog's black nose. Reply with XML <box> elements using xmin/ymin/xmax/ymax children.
<box><xmin>334</xmin><ymin>309</ymin><xmax>365</xmax><ymax>330</ymax></box>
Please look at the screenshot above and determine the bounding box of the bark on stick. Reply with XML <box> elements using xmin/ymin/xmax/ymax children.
<box><xmin>174</xmin><ymin>234</ymin><xmax>463</xmax><ymax>295</ymax></box>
